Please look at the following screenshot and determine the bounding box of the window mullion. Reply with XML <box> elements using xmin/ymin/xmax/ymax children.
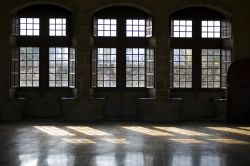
<box><xmin>117</xmin><ymin>47</ymin><xmax>126</xmax><ymax>88</ymax></box>
<box><xmin>193</xmin><ymin>19</ymin><xmax>202</xmax><ymax>90</ymax></box>
<box><xmin>116</xmin><ymin>18</ymin><xmax>126</xmax><ymax>88</ymax></box>
<box><xmin>40</xmin><ymin>16</ymin><xmax>49</xmax><ymax>89</ymax></box>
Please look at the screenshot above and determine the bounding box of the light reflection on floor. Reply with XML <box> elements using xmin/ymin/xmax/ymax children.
<box><xmin>94</xmin><ymin>152</ymin><xmax>153</xmax><ymax>166</ymax></box>
<box><xmin>124</xmin><ymin>152</ymin><xmax>153</xmax><ymax>166</ymax></box>
<box><xmin>17</xmin><ymin>152</ymin><xmax>227</xmax><ymax>166</ymax></box>
<box><xmin>171</xmin><ymin>153</ymin><xmax>192</xmax><ymax>166</ymax></box>
<box><xmin>19</xmin><ymin>154</ymin><xmax>38</xmax><ymax>166</ymax></box>
<box><xmin>19</xmin><ymin>154</ymin><xmax>75</xmax><ymax>166</ymax></box>
<box><xmin>10</xmin><ymin>124</ymin><xmax>250</xmax><ymax>166</ymax></box>
<box><xmin>199</xmin><ymin>155</ymin><xmax>221</xmax><ymax>166</ymax></box>
<box><xmin>33</xmin><ymin>125</ymin><xmax>250</xmax><ymax>145</ymax></box>
<box><xmin>95</xmin><ymin>153</ymin><xmax>116</xmax><ymax>166</ymax></box>
<box><xmin>46</xmin><ymin>154</ymin><xmax>75</xmax><ymax>166</ymax></box>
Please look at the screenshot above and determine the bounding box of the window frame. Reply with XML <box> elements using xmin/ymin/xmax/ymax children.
<box><xmin>170</xmin><ymin>48</ymin><xmax>193</xmax><ymax>89</ymax></box>
<box><xmin>95</xmin><ymin>47</ymin><xmax>117</xmax><ymax>88</ymax></box>
<box><xmin>92</xmin><ymin>7</ymin><xmax>154</xmax><ymax>90</ymax></box>
<box><xmin>170</xmin><ymin>7</ymin><xmax>232</xmax><ymax>91</ymax></box>
<box><xmin>19</xmin><ymin>46</ymin><xmax>40</xmax><ymax>88</ymax></box>
<box><xmin>12</xmin><ymin>5</ymin><xmax>74</xmax><ymax>90</ymax></box>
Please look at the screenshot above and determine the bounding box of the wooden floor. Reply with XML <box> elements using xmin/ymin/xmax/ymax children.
<box><xmin>0</xmin><ymin>122</ymin><xmax>250</xmax><ymax>166</ymax></box>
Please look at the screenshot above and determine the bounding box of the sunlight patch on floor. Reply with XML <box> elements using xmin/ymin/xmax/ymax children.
<box><xmin>208</xmin><ymin>138</ymin><xmax>250</xmax><ymax>144</ymax></box>
<box><xmin>207</xmin><ymin>127</ymin><xmax>250</xmax><ymax>136</ymax></box>
<box><xmin>34</xmin><ymin>126</ymin><xmax>75</xmax><ymax>136</ymax></box>
<box><xmin>67</xmin><ymin>126</ymin><xmax>112</xmax><ymax>136</ymax></box>
<box><xmin>102</xmin><ymin>138</ymin><xmax>129</xmax><ymax>144</ymax></box>
<box><xmin>154</xmin><ymin>127</ymin><xmax>210</xmax><ymax>136</ymax></box>
<box><xmin>122</xmin><ymin>126</ymin><xmax>174</xmax><ymax>136</ymax></box>
<box><xmin>62</xmin><ymin>138</ymin><xmax>96</xmax><ymax>144</ymax></box>
<box><xmin>169</xmin><ymin>138</ymin><xmax>208</xmax><ymax>144</ymax></box>
<box><xmin>238</xmin><ymin>127</ymin><xmax>250</xmax><ymax>131</ymax></box>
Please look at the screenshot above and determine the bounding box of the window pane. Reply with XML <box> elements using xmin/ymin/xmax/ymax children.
<box><xmin>97</xmin><ymin>48</ymin><xmax>116</xmax><ymax>87</ymax></box>
<box><xmin>49</xmin><ymin>18</ymin><xmax>67</xmax><ymax>36</ymax></box>
<box><xmin>145</xmin><ymin>49</ymin><xmax>154</xmax><ymax>88</ymax></box>
<box><xmin>201</xmin><ymin>49</ymin><xmax>221</xmax><ymax>88</ymax></box>
<box><xmin>126</xmin><ymin>48</ymin><xmax>145</xmax><ymax>87</ymax></box>
<box><xmin>19</xmin><ymin>47</ymin><xmax>40</xmax><ymax>87</ymax></box>
<box><xmin>221</xmin><ymin>19</ymin><xmax>232</xmax><ymax>38</ymax></box>
<box><xmin>20</xmin><ymin>18</ymin><xmax>40</xmax><ymax>36</ymax></box>
<box><xmin>171</xmin><ymin>20</ymin><xmax>192</xmax><ymax>38</ymax></box>
<box><xmin>201</xmin><ymin>20</ymin><xmax>221</xmax><ymax>38</ymax></box>
<box><xmin>221</xmin><ymin>49</ymin><xmax>231</xmax><ymax>88</ymax></box>
<box><xmin>126</xmin><ymin>19</ymin><xmax>146</xmax><ymax>37</ymax></box>
<box><xmin>171</xmin><ymin>49</ymin><xmax>192</xmax><ymax>88</ymax></box>
<box><xmin>96</xmin><ymin>19</ymin><xmax>117</xmax><ymax>37</ymax></box>
<box><xmin>49</xmin><ymin>47</ymin><xmax>69</xmax><ymax>87</ymax></box>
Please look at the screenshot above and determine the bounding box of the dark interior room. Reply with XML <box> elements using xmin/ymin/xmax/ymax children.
<box><xmin>0</xmin><ymin>0</ymin><xmax>250</xmax><ymax>165</ymax></box>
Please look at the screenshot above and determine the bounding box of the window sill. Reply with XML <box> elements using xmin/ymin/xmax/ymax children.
<box><xmin>170</xmin><ymin>88</ymin><xmax>225</xmax><ymax>93</ymax></box>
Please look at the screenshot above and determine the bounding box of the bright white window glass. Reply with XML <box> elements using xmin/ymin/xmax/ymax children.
<box><xmin>20</xmin><ymin>18</ymin><xmax>40</xmax><ymax>36</ymax></box>
<box><xmin>171</xmin><ymin>49</ymin><xmax>192</xmax><ymax>88</ymax></box>
<box><xmin>126</xmin><ymin>48</ymin><xmax>145</xmax><ymax>87</ymax></box>
<box><xmin>97</xmin><ymin>48</ymin><xmax>116</xmax><ymax>87</ymax></box>
<box><xmin>97</xmin><ymin>19</ymin><xmax>117</xmax><ymax>37</ymax></box>
<box><xmin>126</xmin><ymin>19</ymin><xmax>146</xmax><ymax>37</ymax></box>
<box><xmin>201</xmin><ymin>49</ymin><xmax>221</xmax><ymax>88</ymax></box>
<box><xmin>202</xmin><ymin>20</ymin><xmax>220</xmax><ymax>38</ymax></box>
<box><xmin>171</xmin><ymin>20</ymin><xmax>192</xmax><ymax>38</ymax></box>
<box><xmin>49</xmin><ymin>18</ymin><xmax>67</xmax><ymax>36</ymax></box>
<box><xmin>49</xmin><ymin>47</ymin><xmax>69</xmax><ymax>87</ymax></box>
<box><xmin>19</xmin><ymin>47</ymin><xmax>39</xmax><ymax>87</ymax></box>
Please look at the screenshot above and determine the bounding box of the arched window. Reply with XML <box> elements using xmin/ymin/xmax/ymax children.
<box><xmin>170</xmin><ymin>7</ymin><xmax>232</xmax><ymax>90</ymax></box>
<box><xmin>10</xmin><ymin>5</ymin><xmax>75</xmax><ymax>89</ymax></box>
<box><xmin>91</xmin><ymin>6</ymin><xmax>154</xmax><ymax>89</ymax></box>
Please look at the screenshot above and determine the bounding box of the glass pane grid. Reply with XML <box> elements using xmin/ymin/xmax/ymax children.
<box><xmin>19</xmin><ymin>47</ymin><xmax>39</xmax><ymax>87</ymax></box>
<box><xmin>172</xmin><ymin>49</ymin><xmax>192</xmax><ymax>88</ymax></box>
<box><xmin>201</xmin><ymin>49</ymin><xmax>221</xmax><ymax>88</ymax></box>
<box><xmin>12</xmin><ymin>18</ymin><xmax>19</xmax><ymax>36</ymax></box>
<box><xmin>202</xmin><ymin>20</ymin><xmax>220</xmax><ymax>38</ymax></box>
<box><xmin>221</xmin><ymin>49</ymin><xmax>231</xmax><ymax>88</ymax></box>
<box><xmin>69</xmin><ymin>48</ymin><xmax>76</xmax><ymax>88</ymax></box>
<box><xmin>126</xmin><ymin>48</ymin><xmax>145</xmax><ymax>87</ymax></box>
<box><xmin>49</xmin><ymin>18</ymin><xmax>66</xmax><ymax>36</ymax></box>
<box><xmin>146</xmin><ymin>19</ymin><xmax>153</xmax><ymax>37</ymax></box>
<box><xmin>126</xmin><ymin>19</ymin><xmax>146</xmax><ymax>37</ymax></box>
<box><xmin>221</xmin><ymin>20</ymin><xmax>232</xmax><ymax>38</ymax></box>
<box><xmin>49</xmin><ymin>47</ymin><xmax>69</xmax><ymax>87</ymax></box>
<box><xmin>11</xmin><ymin>47</ymin><xmax>19</xmax><ymax>88</ymax></box>
<box><xmin>171</xmin><ymin>20</ymin><xmax>192</xmax><ymax>38</ymax></box>
<box><xmin>97</xmin><ymin>48</ymin><xmax>116</xmax><ymax>87</ymax></box>
<box><xmin>146</xmin><ymin>49</ymin><xmax>154</xmax><ymax>88</ymax></box>
<box><xmin>97</xmin><ymin>19</ymin><xmax>117</xmax><ymax>37</ymax></box>
<box><xmin>20</xmin><ymin>18</ymin><xmax>40</xmax><ymax>36</ymax></box>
